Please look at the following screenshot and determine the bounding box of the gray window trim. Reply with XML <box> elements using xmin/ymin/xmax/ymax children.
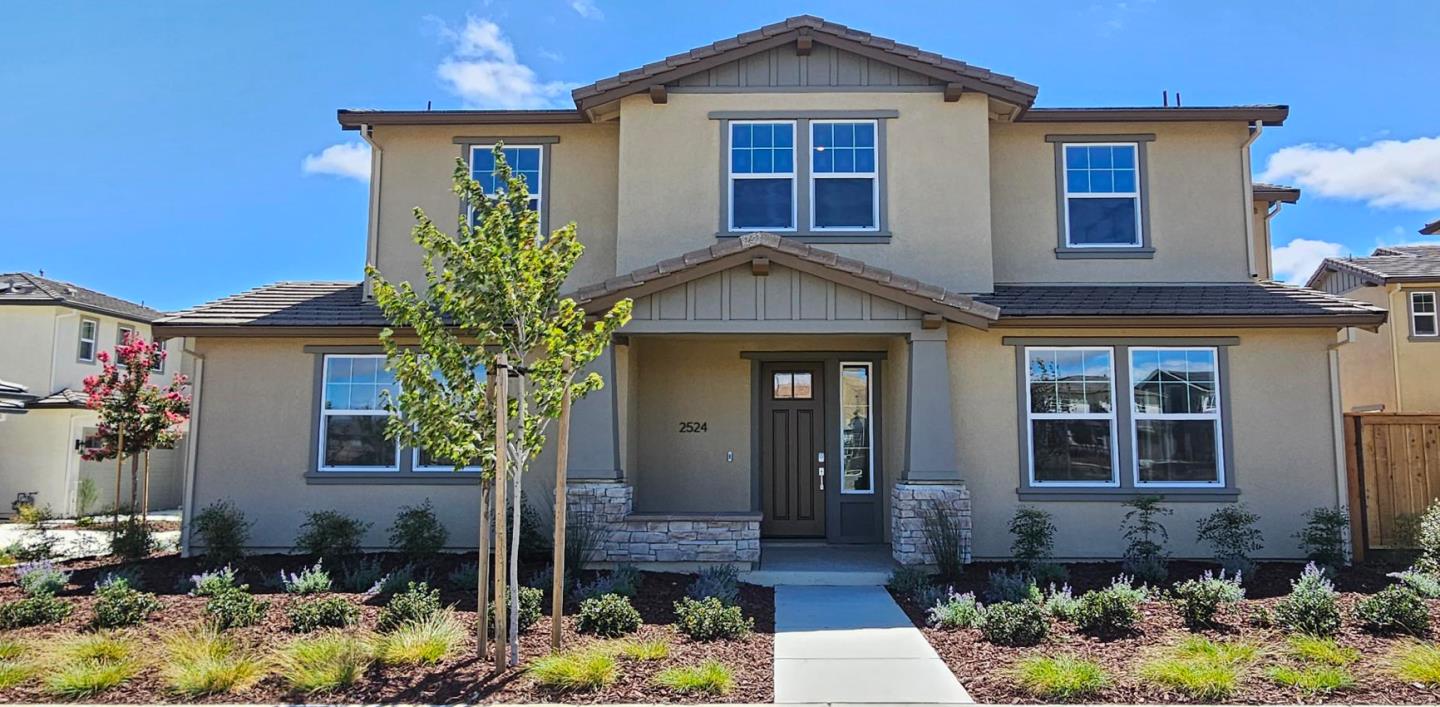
<box><xmin>305</xmin><ymin>348</ymin><xmax>482</xmax><ymax>485</ymax></box>
<box><xmin>77</xmin><ymin>317</ymin><xmax>99</xmax><ymax>363</ymax></box>
<box><xmin>1005</xmin><ymin>336</ymin><xmax>1237</xmax><ymax>501</ymax></box>
<box><xmin>1048</xmin><ymin>134</ymin><xmax>1155</xmax><ymax>259</ymax></box>
<box><xmin>717</xmin><ymin>113</ymin><xmax>893</xmax><ymax>241</ymax></box>
<box><xmin>458</xmin><ymin>138</ymin><xmax>555</xmax><ymax>236</ymax></box>
<box><xmin>1407</xmin><ymin>290</ymin><xmax>1439</xmax><ymax>341</ymax></box>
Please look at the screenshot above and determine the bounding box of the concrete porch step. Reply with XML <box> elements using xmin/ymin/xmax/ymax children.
<box><xmin>741</xmin><ymin>568</ymin><xmax>891</xmax><ymax>586</ymax></box>
<box><xmin>743</xmin><ymin>541</ymin><xmax>896</xmax><ymax>586</ymax></box>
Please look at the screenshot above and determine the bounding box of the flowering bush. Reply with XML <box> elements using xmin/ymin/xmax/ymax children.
<box><xmin>80</xmin><ymin>334</ymin><xmax>190</xmax><ymax>463</ymax></box>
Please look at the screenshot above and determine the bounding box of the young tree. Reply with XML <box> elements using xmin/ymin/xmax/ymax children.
<box><xmin>368</xmin><ymin>147</ymin><xmax>631</xmax><ymax>666</ymax></box>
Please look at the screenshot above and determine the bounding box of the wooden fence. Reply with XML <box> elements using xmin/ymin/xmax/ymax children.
<box><xmin>1345</xmin><ymin>413</ymin><xmax>1440</xmax><ymax>559</ymax></box>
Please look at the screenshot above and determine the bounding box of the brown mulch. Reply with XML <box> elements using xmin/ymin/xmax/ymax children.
<box><xmin>0</xmin><ymin>552</ymin><xmax>774</xmax><ymax>704</ymax></box>
<box><xmin>894</xmin><ymin>560</ymin><xmax>1440</xmax><ymax>704</ymax></box>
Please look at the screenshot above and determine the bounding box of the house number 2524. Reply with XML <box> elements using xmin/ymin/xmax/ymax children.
<box><xmin>678</xmin><ymin>421</ymin><xmax>708</xmax><ymax>433</ymax></box>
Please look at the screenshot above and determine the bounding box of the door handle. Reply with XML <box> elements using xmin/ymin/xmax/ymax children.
<box><xmin>818</xmin><ymin>466</ymin><xmax>825</xmax><ymax>490</ymax></box>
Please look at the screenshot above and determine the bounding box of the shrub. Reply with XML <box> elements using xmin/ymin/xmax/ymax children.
<box><xmin>280</xmin><ymin>561</ymin><xmax>334</xmax><ymax>594</ymax></box>
<box><xmin>92</xmin><ymin>576</ymin><xmax>161</xmax><ymax>628</ymax></box>
<box><xmin>886</xmin><ymin>566</ymin><xmax>932</xmax><ymax>603</ymax></box>
<box><xmin>517</xmin><ymin>501</ymin><xmax>550</xmax><ymax>562</ymax></box>
<box><xmin>655</xmin><ymin>660</ymin><xmax>733</xmax><ymax>696</ymax></box>
<box><xmin>1355</xmin><ymin>584</ymin><xmax>1429</xmax><ymax>635</ymax></box>
<box><xmin>524</xmin><ymin>564</ymin><xmax>554</xmax><ymax>590</ymax></box>
<box><xmin>688</xmin><ymin>564</ymin><xmax>740</xmax><ymax>605</ymax></box>
<box><xmin>16</xmin><ymin>560</ymin><xmax>69</xmax><ymax>597</ymax></box>
<box><xmin>1195</xmin><ymin>504</ymin><xmax>1264</xmax><ymax>577</ymax></box>
<box><xmin>0</xmin><ymin>653</ymin><xmax>32</xmax><ymax>690</ymax></box>
<box><xmin>1139</xmin><ymin>637</ymin><xmax>1260</xmax><ymax>701</ymax></box>
<box><xmin>573</xmin><ymin>565</ymin><xmax>641</xmax><ymax>601</ymax></box>
<box><xmin>985</xmin><ymin>567</ymin><xmax>1041</xmax><ymax>604</ymax></box>
<box><xmin>616</xmin><ymin>638</ymin><xmax>670</xmax><ymax>661</ymax></box>
<box><xmin>927</xmin><ymin>591</ymin><xmax>983</xmax><ymax>629</ymax></box>
<box><xmin>1266</xmin><ymin>664</ymin><xmax>1353</xmax><ymax>695</ymax></box>
<box><xmin>446</xmin><ymin>561</ymin><xmax>480</xmax><ymax>592</ymax></box>
<box><xmin>564</xmin><ymin>511</ymin><xmax>609</xmax><ymax>584</ymax></box>
<box><xmin>192</xmin><ymin>501</ymin><xmax>253</xmax><ymax>564</ymax></box>
<box><xmin>277</xmin><ymin>633</ymin><xmax>372</xmax><ymax>694</ymax></box>
<box><xmin>366</xmin><ymin>563</ymin><xmax>423</xmax><ymax>598</ymax></box>
<box><xmin>189</xmin><ymin>565</ymin><xmax>240</xmax><ymax>597</ymax></box>
<box><xmin>1286</xmin><ymin>634</ymin><xmax>1358</xmax><ymax>666</ymax></box>
<box><xmin>576</xmin><ymin>593</ymin><xmax>642</xmax><ymax>637</ymax></box>
<box><xmin>1169</xmin><ymin>570</ymin><xmax>1245</xmax><ymax>630</ymax></box>
<box><xmin>1121</xmin><ymin>495</ymin><xmax>1172</xmax><ymax>584</ymax></box>
<box><xmin>204</xmin><ymin>586</ymin><xmax>268</xmax><ymax>630</ymax></box>
<box><xmin>387</xmin><ymin>499</ymin><xmax>449</xmax><ymax>556</ymax></box>
<box><xmin>1248</xmin><ymin>605</ymin><xmax>1274</xmax><ymax>628</ymax></box>
<box><xmin>0</xmin><ymin>594</ymin><xmax>72</xmax><ymax>628</ymax></box>
<box><xmin>488</xmin><ymin>586</ymin><xmax>545</xmax><ymax>633</ymax></box>
<box><xmin>109</xmin><ymin>518</ymin><xmax>155</xmax><ymax>560</ymax></box>
<box><xmin>160</xmin><ymin>627</ymin><xmax>266</xmax><ymax>697</ymax></box>
<box><xmin>1073</xmin><ymin>581</ymin><xmax>1143</xmax><ymax>638</ymax></box>
<box><xmin>1014</xmin><ymin>654</ymin><xmax>1109</xmax><ymax>701</ymax></box>
<box><xmin>1274</xmin><ymin>562</ymin><xmax>1342</xmax><ymax>637</ymax></box>
<box><xmin>921</xmin><ymin>500</ymin><xmax>969</xmax><ymax>583</ymax></box>
<box><xmin>43</xmin><ymin>634</ymin><xmax>140</xmax><ymax>698</ymax></box>
<box><xmin>377</xmin><ymin>581</ymin><xmax>442</xmax><ymax>632</ymax></box>
<box><xmin>1417</xmin><ymin>498</ymin><xmax>1440</xmax><ymax>574</ymax></box>
<box><xmin>1391</xmin><ymin>568</ymin><xmax>1440</xmax><ymax>598</ymax></box>
<box><xmin>1009</xmin><ymin>506</ymin><xmax>1066</xmax><ymax>585</ymax></box>
<box><xmin>294</xmin><ymin>509</ymin><xmax>370</xmax><ymax>559</ymax></box>
<box><xmin>375</xmin><ymin>610</ymin><xmax>465</xmax><ymax>666</ymax></box>
<box><xmin>1391</xmin><ymin>642</ymin><xmax>1440</xmax><ymax>686</ymax></box>
<box><xmin>1043</xmin><ymin>583</ymin><xmax>1079</xmax><ymax>621</ymax></box>
<box><xmin>12</xmin><ymin>504</ymin><xmax>58</xmax><ymax>561</ymax></box>
<box><xmin>674</xmin><ymin>596</ymin><xmax>751</xmax><ymax>640</ymax></box>
<box><xmin>980</xmin><ymin>600</ymin><xmax>1048</xmax><ymax>646</ymax></box>
<box><xmin>337</xmin><ymin>556</ymin><xmax>385</xmax><ymax>593</ymax></box>
<box><xmin>1296</xmin><ymin>506</ymin><xmax>1349</xmax><ymax>573</ymax></box>
<box><xmin>287</xmin><ymin>596</ymin><xmax>360</xmax><ymax>632</ymax></box>
<box><xmin>527</xmin><ymin>649</ymin><xmax>617</xmax><ymax>691</ymax></box>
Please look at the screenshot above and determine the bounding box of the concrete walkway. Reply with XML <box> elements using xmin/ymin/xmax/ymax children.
<box><xmin>774</xmin><ymin>585</ymin><xmax>971</xmax><ymax>704</ymax></box>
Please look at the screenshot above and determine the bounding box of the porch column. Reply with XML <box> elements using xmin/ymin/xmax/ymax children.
<box><xmin>568</xmin><ymin>346</ymin><xmax>623</xmax><ymax>480</ymax></box>
<box><xmin>903</xmin><ymin>328</ymin><xmax>961</xmax><ymax>482</ymax></box>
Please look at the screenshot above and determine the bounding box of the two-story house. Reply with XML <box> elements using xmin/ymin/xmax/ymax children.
<box><xmin>1308</xmin><ymin>224</ymin><xmax>1440</xmax><ymax>413</ymax></box>
<box><xmin>0</xmin><ymin>272</ymin><xmax>188</xmax><ymax>518</ymax></box>
<box><xmin>156</xmin><ymin>17</ymin><xmax>1385</xmax><ymax>564</ymax></box>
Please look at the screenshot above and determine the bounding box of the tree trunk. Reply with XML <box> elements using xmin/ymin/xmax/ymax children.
<box><xmin>491</xmin><ymin>354</ymin><xmax>509</xmax><ymax>674</ymax></box>
<box><xmin>128</xmin><ymin>454</ymin><xmax>140</xmax><ymax>516</ymax></box>
<box><xmin>550</xmin><ymin>358</ymin><xmax>573</xmax><ymax>652</ymax></box>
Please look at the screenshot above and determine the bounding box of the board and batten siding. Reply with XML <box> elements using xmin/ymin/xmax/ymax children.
<box><xmin>1316</xmin><ymin>268</ymin><xmax>1373</xmax><ymax>296</ymax></box>
<box><xmin>670</xmin><ymin>44</ymin><xmax>944</xmax><ymax>90</ymax></box>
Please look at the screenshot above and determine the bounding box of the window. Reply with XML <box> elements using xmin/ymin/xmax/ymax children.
<box><xmin>413</xmin><ymin>364</ymin><xmax>487</xmax><ymax>472</ymax></box>
<box><xmin>1024</xmin><ymin>347</ymin><xmax>1117</xmax><ymax>486</ymax></box>
<box><xmin>1412</xmin><ymin>292</ymin><xmax>1437</xmax><ymax>337</ymax></box>
<box><xmin>811</xmin><ymin>121</ymin><xmax>877</xmax><ymax>230</ymax></box>
<box><xmin>318</xmin><ymin>355</ymin><xmax>399</xmax><ymax>471</ymax></box>
<box><xmin>117</xmin><ymin>324</ymin><xmax>135</xmax><ymax>346</ymax></box>
<box><xmin>1131</xmin><ymin>348</ymin><xmax>1223</xmax><ymax>486</ymax></box>
<box><xmin>150</xmin><ymin>341</ymin><xmax>164</xmax><ymax>374</ymax></box>
<box><xmin>729</xmin><ymin>121</ymin><xmax>795</xmax><ymax>231</ymax></box>
<box><xmin>1062</xmin><ymin>143</ymin><xmax>1142</xmax><ymax>247</ymax></box>
<box><xmin>771</xmin><ymin>372</ymin><xmax>812</xmax><ymax>400</ymax></box>
<box><xmin>840</xmin><ymin>363</ymin><xmax>874</xmax><ymax>494</ymax></box>
<box><xmin>471</xmin><ymin>145</ymin><xmax>543</xmax><ymax>229</ymax></box>
<box><xmin>77</xmin><ymin>318</ymin><xmax>98</xmax><ymax>362</ymax></box>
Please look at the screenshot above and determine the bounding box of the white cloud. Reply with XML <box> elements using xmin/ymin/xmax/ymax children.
<box><xmin>436</xmin><ymin>17</ymin><xmax>574</xmax><ymax>109</ymax></box>
<box><xmin>301</xmin><ymin>142</ymin><xmax>371</xmax><ymax>181</ymax></box>
<box><xmin>1260</xmin><ymin>136</ymin><xmax>1440</xmax><ymax>210</ymax></box>
<box><xmin>570</xmin><ymin>0</ymin><xmax>603</xmax><ymax>20</ymax></box>
<box><xmin>1272</xmin><ymin>237</ymin><xmax>1345</xmax><ymax>285</ymax></box>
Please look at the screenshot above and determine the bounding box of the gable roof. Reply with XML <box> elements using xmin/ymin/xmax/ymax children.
<box><xmin>1423</xmin><ymin>219</ymin><xmax>1440</xmax><ymax>236</ymax></box>
<box><xmin>1306</xmin><ymin>245</ymin><xmax>1440</xmax><ymax>289</ymax></box>
<box><xmin>0</xmin><ymin>273</ymin><xmax>164</xmax><ymax>323</ymax></box>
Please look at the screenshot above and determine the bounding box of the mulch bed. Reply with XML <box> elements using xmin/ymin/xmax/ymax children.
<box><xmin>0</xmin><ymin>552</ymin><xmax>774</xmax><ymax>704</ymax></box>
<box><xmin>894</xmin><ymin>560</ymin><xmax>1440</xmax><ymax>704</ymax></box>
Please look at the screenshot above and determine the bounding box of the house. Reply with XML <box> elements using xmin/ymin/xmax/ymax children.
<box><xmin>0</xmin><ymin>272</ymin><xmax>189</xmax><ymax>518</ymax></box>
<box><xmin>154</xmin><ymin>16</ymin><xmax>1386</xmax><ymax>564</ymax></box>
<box><xmin>1308</xmin><ymin>223</ymin><xmax>1440</xmax><ymax>413</ymax></box>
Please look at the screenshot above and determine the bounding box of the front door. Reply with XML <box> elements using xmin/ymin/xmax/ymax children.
<box><xmin>760</xmin><ymin>362</ymin><xmax>826</xmax><ymax>537</ymax></box>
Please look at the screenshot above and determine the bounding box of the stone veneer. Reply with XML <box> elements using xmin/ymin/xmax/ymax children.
<box><xmin>567</xmin><ymin>482</ymin><xmax>761</xmax><ymax>565</ymax></box>
<box><xmin>891</xmin><ymin>482</ymin><xmax>972</xmax><ymax>565</ymax></box>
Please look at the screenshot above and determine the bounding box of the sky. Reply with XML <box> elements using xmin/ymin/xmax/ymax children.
<box><xmin>2</xmin><ymin>1</ymin><xmax>1438</xmax><ymax>311</ymax></box>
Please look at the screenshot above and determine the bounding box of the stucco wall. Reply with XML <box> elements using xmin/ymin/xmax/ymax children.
<box><xmin>615</xmin><ymin>91</ymin><xmax>995</xmax><ymax>293</ymax></box>
<box><xmin>950</xmin><ymin>325</ymin><xmax>1345</xmax><ymax>559</ymax></box>
<box><xmin>0</xmin><ymin>410</ymin><xmax>78</xmax><ymax>516</ymax></box>
<box><xmin>0</xmin><ymin>305</ymin><xmax>185</xmax><ymax>396</ymax></box>
<box><xmin>1336</xmin><ymin>285</ymin><xmax>1399</xmax><ymax>412</ymax></box>
<box><xmin>1391</xmin><ymin>285</ymin><xmax>1440</xmax><ymax>412</ymax></box>
<box><xmin>1251</xmin><ymin>200</ymin><xmax>1274</xmax><ymax>281</ymax></box>
<box><xmin>989</xmin><ymin>121</ymin><xmax>1252</xmax><ymax>284</ymax></box>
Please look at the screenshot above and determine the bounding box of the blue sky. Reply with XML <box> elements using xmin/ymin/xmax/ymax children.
<box><xmin>2</xmin><ymin>1</ymin><xmax>1437</xmax><ymax>311</ymax></box>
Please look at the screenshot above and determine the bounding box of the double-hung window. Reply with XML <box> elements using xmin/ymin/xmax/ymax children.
<box><xmin>729</xmin><ymin>121</ymin><xmax>795</xmax><ymax>231</ymax></box>
<box><xmin>1411</xmin><ymin>292</ymin><xmax>1437</xmax><ymax>337</ymax></box>
<box><xmin>319</xmin><ymin>354</ymin><xmax>399</xmax><ymax>471</ymax></box>
<box><xmin>471</xmin><ymin>145</ymin><xmax>543</xmax><ymax>230</ymax></box>
<box><xmin>413</xmin><ymin>364</ymin><xmax>487</xmax><ymax>473</ymax></box>
<box><xmin>77</xmin><ymin>318</ymin><xmax>98</xmax><ymax>363</ymax></box>
<box><xmin>811</xmin><ymin>121</ymin><xmax>878</xmax><ymax>231</ymax></box>
<box><xmin>117</xmin><ymin>324</ymin><xmax>136</xmax><ymax>346</ymax></box>
<box><xmin>1062</xmin><ymin>143</ymin><xmax>1142</xmax><ymax>247</ymax></box>
<box><xmin>1024</xmin><ymin>347</ymin><xmax>1118</xmax><ymax>486</ymax></box>
<box><xmin>1130</xmin><ymin>348</ymin><xmax>1223</xmax><ymax>486</ymax></box>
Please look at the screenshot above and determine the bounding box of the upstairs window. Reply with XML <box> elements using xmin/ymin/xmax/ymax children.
<box><xmin>471</xmin><ymin>145</ymin><xmax>543</xmax><ymax>230</ymax></box>
<box><xmin>1063</xmin><ymin>143</ymin><xmax>1142</xmax><ymax>247</ymax></box>
<box><xmin>729</xmin><ymin>121</ymin><xmax>795</xmax><ymax>231</ymax></box>
<box><xmin>811</xmin><ymin>121</ymin><xmax>878</xmax><ymax>231</ymax></box>
<box><xmin>1413</xmin><ymin>292</ymin><xmax>1438</xmax><ymax>337</ymax></box>
<box><xmin>77</xmin><ymin>318</ymin><xmax>98</xmax><ymax>363</ymax></box>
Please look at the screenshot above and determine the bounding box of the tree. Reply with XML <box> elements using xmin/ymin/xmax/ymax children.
<box><xmin>81</xmin><ymin>333</ymin><xmax>190</xmax><ymax>528</ymax></box>
<box><xmin>368</xmin><ymin>147</ymin><xmax>631</xmax><ymax>667</ymax></box>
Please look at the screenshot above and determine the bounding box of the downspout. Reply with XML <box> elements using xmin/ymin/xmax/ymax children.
<box><xmin>1240</xmin><ymin>121</ymin><xmax>1263</xmax><ymax>279</ymax></box>
<box><xmin>177</xmin><ymin>345</ymin><xmax>204</xmax><ymax>556</ymax></box>
<box><xmin>359</xmin><ymin>124</ymin><xmax>383</xmax><ymax>300</ymax></box>
<box><xmin>1328</xmin><ymin>333</ymin><xmax>1355</xmax><ymax>552</ymax></box>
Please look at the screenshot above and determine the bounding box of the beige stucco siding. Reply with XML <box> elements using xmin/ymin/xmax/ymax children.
<box><xmin>951</xmin><ymin>325</ymin><xmax>1344</xmax><ymax>559</ymax></box>
<box><xmin>615</xmin><ymin>91</ymin><xmax>995</xmax><ymax>293</ymax></box>
<box><xmin>1336</xmin><ymin>285</ymin><xmax>1399</xmax><ymax>412</ymax></box>
<box><xmin>989</xmin><ymin>121</ymin><xmax>1252</xmax><ymax>284</ymax></box>
<box><xmin>369</xmin><ymin>123</ymin><xmax>620</xmax><ymax>293</ymax></box>
<box><xmin>1383</xmin><ymin>284</ymin><xmax>1440</xmax><ymax>412</ymax></box>
<box><xmin>1251</xmin><ymin>200</ymin><xmax>1274</xmax><ymax>281</ymax></box>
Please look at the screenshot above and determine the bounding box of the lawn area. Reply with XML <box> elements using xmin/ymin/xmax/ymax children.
<box><xmin>0</xmin><ymin>552</ymin><xmax>773</xmax><ymax>703</ymax></box>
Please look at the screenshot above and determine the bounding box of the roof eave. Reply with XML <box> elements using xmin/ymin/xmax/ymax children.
<box><xmin>1020</xmin><ymin>106</ymin><xmax>1288</xmax><ymax>126</ymax></box>
<box><xmin>337</xmin><ymin>109</ymin><xmax>589</xmax><ymax>129</ymax></box>
<box><xmin>991</xmin><ymin>313</ymin><xmax>1387</xmax><ymax>329</ymax></box>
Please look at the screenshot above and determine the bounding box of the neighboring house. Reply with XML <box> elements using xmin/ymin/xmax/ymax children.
<box><xmin>1308</xmin><ymin>229</ymin><xmax>1440</xmax><ymax>413</ymax></box>
<box><xmin>155</xmin><ymin>16</ymin><xmax>1385</xmax><ymax>563</ymax></box>
<box><xmin>0</xmin><ymin>273</ymin><xmax>188</xmax><ymax>517</ymax></box>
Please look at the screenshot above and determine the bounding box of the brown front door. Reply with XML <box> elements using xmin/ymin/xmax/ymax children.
<box><xmin>760</xmin><ymin>362</ymin><xmax>826</xmax><ymax>537</ymax></box>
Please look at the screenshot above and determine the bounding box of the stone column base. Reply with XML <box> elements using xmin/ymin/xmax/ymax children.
<box><xmin>566</xmin><ymin>482</ymin><xmax>760</xmax><ymax>565</ymax></box>
<box><xmin>891</xmin><ymin>482</ymin><xmax>972</xmax><ymax>566</ymax></box>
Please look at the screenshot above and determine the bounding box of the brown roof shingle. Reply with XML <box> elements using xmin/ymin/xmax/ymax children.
<box><xmin>977</xmin><ymin>282</ymin><xmax>1384</xmax><ymax>323</ymax></box>
<box><xmin>0</xmin><ymin>273</ymin><xmax>164</xmax><ymax>322</ymax></box>
<box><xmin>1307</xmin><ymin>246</ymin><xmax>1440</xmax><ymax>288</ymax></box>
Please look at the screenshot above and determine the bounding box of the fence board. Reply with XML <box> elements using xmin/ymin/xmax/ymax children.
<box><xmin>1347</xmin><ymin>413</ymin><xmax>1440</xmax><ymax>551</ymax></box>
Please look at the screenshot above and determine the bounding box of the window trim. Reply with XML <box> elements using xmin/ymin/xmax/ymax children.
<box><xmin>117</xmin><ymin>324</ymin><xmax>136</xmax><ymax>346</ymax></box>
<box><xmin>839</xmin><ymin>361</ymin><xmax>876</xmax><ymax>495</ymax></box>
<box><xmin>809</xmin><ymin>119</ymin><xmax>880</xmax><ymax>233</ymax></box>
<box><xmin>1047</xmin><ymin>134</ymin><xmax>1155</xmax><ymax>259</ymax></box>
<box><xmin>1410</xmin><ymin>291</ymin><xmax>1438</xmax><ymax>339</ymax></box>
<box><xmin>1022</xmin><ymin>346</ymin><xmax>1120</xmax><ymax>488</ymax></box>
<box><xmin>316</xmin><ymin>353</ymin><xmax>401</xmax><ymax>473</ymax></box>
<box><xmin>1129</xmin><ymin>346</ymin><xmax>1226</xmax><ymax>489</ymax></box>
<box><xmin>727</xmin><ymin>119</ymin><xmax>798</xmax><ymax>233</ymax></box>
<box><xmin>77</xmin><ymin>317</ymin><xmax>98</xmax><ymax>363</ymax></box>
<box><xmin>455</xmin><ymin>137</ymin><xmax>555</xmax><ymax>237</ymax></box>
